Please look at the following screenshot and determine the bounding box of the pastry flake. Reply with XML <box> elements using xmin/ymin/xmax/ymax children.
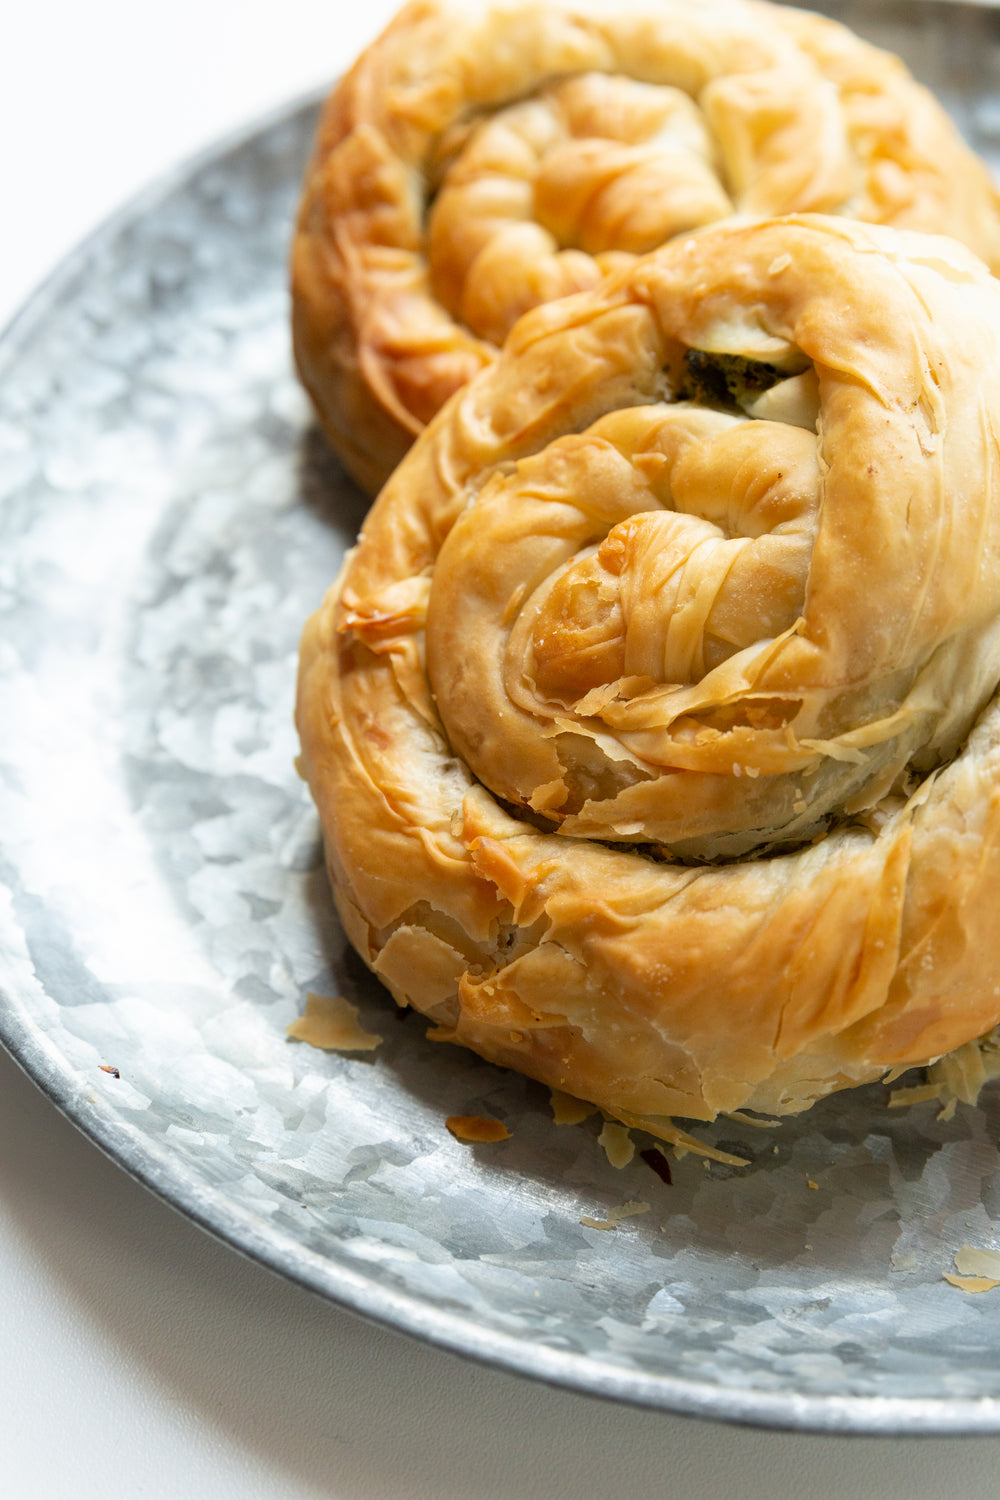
<box><xmin>286</xmin><ymin>992</ymin><xmax>383</xmax><ymax>1052</ymax></box>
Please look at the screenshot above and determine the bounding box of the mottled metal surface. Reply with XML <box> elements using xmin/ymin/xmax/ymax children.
<box><xmin>3</xmin><ymin>1</ymin><xmax>1000</xmax><ymax>1434</ymax></box>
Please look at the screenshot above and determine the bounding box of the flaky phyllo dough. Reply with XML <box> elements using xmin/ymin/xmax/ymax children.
<box><xmin>296</xmin><ymin>217</ymin><xmax>1000</xmax><ymax>1129</ymax></box>
<box><xmin>291</xmin><ymin>0</ymin><xmax>1000</xmax><ymax>495</ymax></box>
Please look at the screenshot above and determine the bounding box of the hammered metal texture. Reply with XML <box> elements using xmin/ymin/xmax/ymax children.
<box><xmin>4</xmin><ymin>1</ymin><xmax>1000</xmax><ymax>1433</ymax></box>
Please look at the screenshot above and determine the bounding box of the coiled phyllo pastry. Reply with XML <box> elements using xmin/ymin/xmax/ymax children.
<box><xmin>292</xmin><ymin>0</ymin><xmax>1000</xmax><ymax>495</ymax></box>
<box><xmin>297</xmin><ymin>215</ymin><xmax>1000</xmax><ymax>1127</ymax></box>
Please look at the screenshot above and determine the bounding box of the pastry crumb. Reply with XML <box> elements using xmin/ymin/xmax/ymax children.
<box><xmin>446</xmin><ymin>1115</ymin><xmax>510</xmax><ymax>1142</ymax></box>
<box><xmin>549</xmin><ymin>1089</ymin><xmax>599</xmax><ymax>1125</ymax></box>
<box><xmin>286</xmin><ymin>992</ymin><xmax>382</xmax><ymax>1051</ymax></box>
<box><xmin>598</xmin><ymin>1120</ymin><xmax>635</xmax><ymax>1168</ymax></box>
<box><xmin>580</xmin><ymin>1200</ymin><xmax>651</xmax><ymax>1231</ymax></box>
<box><xmin>943</xmin><ymin>1273</ymin><xmax>1000</xmax><ymax>1293</ymax></box>
<box><xmin>888</xmin><ymin>1082</ymin><xmax>941</xmax><ymax>1108</ymax></box>
<box><xmin>943</xmin><ymin>1245</ymin><xmax>1000</xmax><ymax>1291</ymax></box>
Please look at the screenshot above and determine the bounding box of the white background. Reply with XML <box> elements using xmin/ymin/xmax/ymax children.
<box><xmin>3</xmin><ymin>2</ymin><xmax>1000</xmax><ymax>1494</ymax></box>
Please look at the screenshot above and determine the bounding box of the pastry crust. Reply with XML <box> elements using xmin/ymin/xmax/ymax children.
<box><xmin>296</xmin><ymin>216</ymin><xmax>1000</xmax><ymax>1127</ymax></box>
<box><xmin>291</xmin><ymin>0</ymin><xmax>1000</xmax><ymax>494</ymax></box>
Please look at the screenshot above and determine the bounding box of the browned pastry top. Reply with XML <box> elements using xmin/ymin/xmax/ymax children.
<box><xmin>296</xmin><ymin>216</ymin><xmax>1000</xmax><ymax>1128</ymax></box>
<box><xmin>292</xmin><ymin>0</ymin><xmax>1000</xmax><ymax>493</ymax></box>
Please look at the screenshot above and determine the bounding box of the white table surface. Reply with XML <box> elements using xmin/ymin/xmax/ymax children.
<box><xmin>3</xmin><ymin>3</ymin><xmax>1000</xmax><ymax>1495</ymax></box>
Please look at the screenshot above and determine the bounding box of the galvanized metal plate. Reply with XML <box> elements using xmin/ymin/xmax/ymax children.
<box><xmin>3</xmin><ymin>1</ymin><xmax>1000</xmax><ymax>1433</ymax></box>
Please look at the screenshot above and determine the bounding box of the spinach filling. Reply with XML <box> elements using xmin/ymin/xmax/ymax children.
<box><xmin>680</xmin><ymin>349</ymin><xmax>788</xmax><ymax>414</ymax></box>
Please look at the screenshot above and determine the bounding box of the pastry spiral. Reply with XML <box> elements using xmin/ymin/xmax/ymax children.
<box><xmin>291</xmin><ymin>0</ymin><xmax>1000</xmax><ymax>495</ymax></box>
<box><xmin>297</xmin><ymin>216</ymin><xmax>1000</xmax><ymax>1127</ymax></box>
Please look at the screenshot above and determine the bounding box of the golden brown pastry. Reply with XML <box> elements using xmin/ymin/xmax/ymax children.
<box><xmin>296</xmin><ymin>215</ymin><xmax>1000</xmax><ymax>1131</ymax></box>
<box><xmin>292</xmin><ymin>0</ymin><xmax>1000</xmax><ymax>494</ymax></box>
